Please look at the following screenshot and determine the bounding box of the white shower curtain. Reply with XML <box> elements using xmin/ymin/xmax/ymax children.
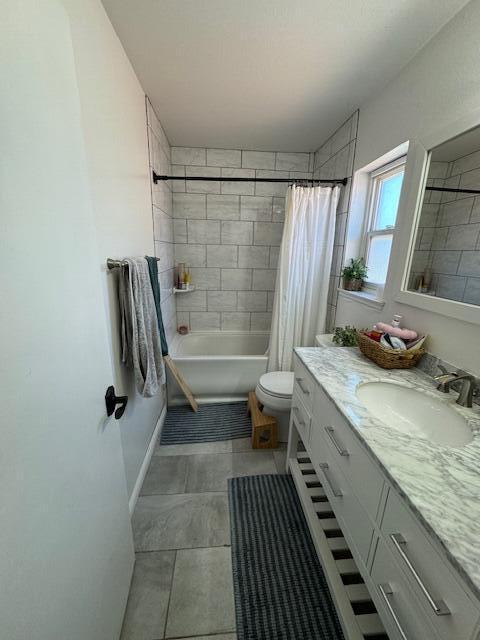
<box><xmin>267</xmin><ymin>184</ymin><xmax>340</xmax><ymax>371</ymax></box>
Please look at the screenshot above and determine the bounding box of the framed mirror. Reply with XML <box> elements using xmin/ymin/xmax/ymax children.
<box><xmin>393</xmin><ymin>120</ymin><xmax>480</xmax><ymax>325</ymax></box>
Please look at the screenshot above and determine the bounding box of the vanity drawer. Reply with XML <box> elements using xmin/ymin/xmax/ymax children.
<box><xmin>293</xmin><ymin>355</ymin><xmax>315</xmax><ymax>413</ymax></box>
<box><xmin>314</xmin><ymin>385</ymin><xmax>384</xmax><ymax>522</ymax></box>
<box><xmin>291</xmin><ymin>390</ymin><xmax>311</xmax><ymax>444</ymax></box>
<box><xmin>371</xmin><ymin>538</ymin><xmax>436</xmax><ymax>640</ymax></box>
<box><xmin>381</xmin><ymin>488</ymin><xmax>480</xmax><ymax>640</ymax></box>
<box><xmin>310</xmin><ymin>422</ymin><xmax>374</xmax><ymax>566</ymax></box>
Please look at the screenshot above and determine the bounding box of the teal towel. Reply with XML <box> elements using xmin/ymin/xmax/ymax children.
<box><xmin>145</xmin><ymin>256</ymin><xmax>169</xmax><ymax>356</ymax></box>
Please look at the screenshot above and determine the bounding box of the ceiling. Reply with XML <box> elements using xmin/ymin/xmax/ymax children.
<box><xmin>101</xmin><ymin>0</ymin><xmax>469</xmax><ymax>152</ymax></box>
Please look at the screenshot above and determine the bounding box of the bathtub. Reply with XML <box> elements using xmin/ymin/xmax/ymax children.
<box><xmin>167</xmin><ymin>332</ymin><xmax>269</xmax><ymax>405</ymax></box>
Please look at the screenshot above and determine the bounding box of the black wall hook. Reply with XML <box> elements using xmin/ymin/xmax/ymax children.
<box><xmin>105</xmin><ymin>386</ymin><xmax>128</xmax><ymax>420</ymax></box>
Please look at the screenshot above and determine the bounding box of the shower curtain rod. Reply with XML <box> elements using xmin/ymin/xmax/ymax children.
<box><xmin>425</xmin><ymin>186</ymin><xmax>480</xmax><ymax>195</ymax></box>
<box><xmin>152</xmin><ymin>171</ymin><xmax>348</xmax><ymax>186</ymax></box>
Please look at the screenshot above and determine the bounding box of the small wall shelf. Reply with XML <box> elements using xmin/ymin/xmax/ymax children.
<box><xmin>174</xmin><ymin>285</ymin><xmax>195</xmax><ymax>294</ymax></box>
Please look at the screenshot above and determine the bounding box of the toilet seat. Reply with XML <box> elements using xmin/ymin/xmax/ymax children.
<box><xmin>257</xmin><ymin>371</ymin><xmax>294</xmax><ymax>400</ymax></box>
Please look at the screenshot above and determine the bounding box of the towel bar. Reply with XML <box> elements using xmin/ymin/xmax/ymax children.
<box><xmin>107</xmin><ymin>257</ymin><xmax>160</xmax><ymax>270</ymax></box>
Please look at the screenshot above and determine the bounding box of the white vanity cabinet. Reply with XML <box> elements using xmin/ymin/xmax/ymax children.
<box><xmin>289</xmin><ymin>353</ymin><xmax>480</xmax><ymax>640</ymax></box>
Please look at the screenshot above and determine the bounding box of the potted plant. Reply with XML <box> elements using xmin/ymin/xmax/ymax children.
<box><xmin>332</xmin><ymin>326</ymin><xmax>359</xmax><ymax>347</ymax></box>
<box><xmin>342</xmin><ymin>257</ymin><xmax>368</xmax><ymax>291</ymax></box>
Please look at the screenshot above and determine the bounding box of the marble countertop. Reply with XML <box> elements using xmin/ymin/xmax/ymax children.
<box><xmin>295</xmin><ymin>346</ymin><xmax>480</xmax><ymax>599</ymax></box>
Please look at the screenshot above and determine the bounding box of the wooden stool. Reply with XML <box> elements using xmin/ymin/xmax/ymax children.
<box><xmin>247</xmin><ymin>391</ymin><xmax>278</xmax><ymax>449</ymax></box>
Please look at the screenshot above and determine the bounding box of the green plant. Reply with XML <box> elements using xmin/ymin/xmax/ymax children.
<box><xmin>332</xmin><ymin>326</ymin><xmax>359</xmax><ymax>347</ymax></box>
<box><xmin>342</xmin><ymin>257</ymin><xmax>368</xmax><ymax>281</ymax></box>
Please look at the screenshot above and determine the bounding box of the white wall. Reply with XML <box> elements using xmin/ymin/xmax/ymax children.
<box><xmin>63</xmin><ymin>0</ymin><xmax>168</xmax><ymax>497</ymax></box>
<box><xmin>336</xmin><ymin>0</ymin><xmax>480</xmax><ymax>374</ymax></box>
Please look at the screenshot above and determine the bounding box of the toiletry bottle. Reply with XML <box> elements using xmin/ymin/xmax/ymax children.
<box><xmin>392</xmin><ymin>314</ymin><xmax>402</xmax><ymax>328</ymax></box>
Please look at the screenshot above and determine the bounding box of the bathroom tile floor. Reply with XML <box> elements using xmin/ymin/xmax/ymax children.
<box><xmin>121</xmin><ymin>434</ymin><xmax>287</xmax><ymax>640</ymax></box>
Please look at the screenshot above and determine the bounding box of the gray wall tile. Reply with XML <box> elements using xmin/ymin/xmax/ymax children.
<box><xmin>254</xmin><ymin>222</ymin><xmax>284</xmax><ymax>245</ymax></box>
<box><xmin>207</xmin><ymin>194</ymin><xmax>240</xmax><ymax>220</ymax></box>
<box><xmin>153</xmin><ymin>209</ymin><xmax>173</xmax><ymax>243</ymax></box>
<box><xmin>170</xmin><ymin>165</ymin><xmax>186</xmax><ymax>192</ymax></box>
<box><xmin>155</xmin><ymin>241</ymin><xmax>174</xmax><ymax>273</ymax></box>
<box><xmin>189</xmin><ymin>312</ymin><xmax>221</xmax><ymax>331</ymax></box>
<box><xmin>220</xmin><ymin>168</ymin><xmax>255</xmax><ymax>195</ymax></box>
<box><xmin>173</xmin><ymin>219</ymin><xmax>187</xmax><ymax>243</ymax></box>
<box><xmin>242</xmin><ymin>150</ymin><xmax>275</xmax><ymax>170</ymax></box>
<box><xmin>269</xmin><ymin>246</ymin><xmax>280</xmax><ymax>268</ymax></box>
<box><xmin>221</xmin><ymin>220</ymin><xmax>253</xmax><ymax>245</ymax></box>
<box><xmin>240</xmin><ymin>196</ymin><xmax>273</xmax><ymax>221</ymax></box>
<box><xmin>221</xmin><ymin>312</ymin><xmax>250</xmax><ymax>331</ymax></box>
<box><xmin>190</xmin><ymin>267</ymin><xmax>221</xmax><ymax>290</ymax></box>
<box><xmin>172</xmin><ymin>147</ymin><xmax>206</xmax><ymax>166</ymax></box>
<box><xmin>187</xmin><ymin>220</ymin><xmax>220</xmax><ymax>244</ymax></box>
<box><xmin>275</xmin><ymin>152</ymin><xmax>310</xmax><ymax>172</ymax></box>
<box><xmin>445</xmin><ymin>224</ymin><xmax>480</xmax><ymax>250</ymax></box>
<box><xmin>255</xmin><ymin>170</ymin><xmax>288</xmax><ymax>197</ymax></box>
<box><xmin>207</xmin><ymin>290</ymin><xmax>237</xmax><ymax>311</ymax></box>
<box><xmin>174</xmin><ymin>243</ymin><xmax>206</xmax><ymax>267</ymax></box>
<box><xmin>206</xmin><ymin>245</ymin><xmax>238</xmax><ymax>268</ymax></box>
<box><xmin>272</xmin><ymin>197</ymin><xmax>285</xmax><ymax>222</ymax></box>
<box><xmin>173</xmin><ymin>193</ymin><xmax>206</xmax><ymax>219</ymax></box>
<box><xmin>221</xmin><ymin>268</ymin><xmax>252</xmax><ymax>290</ymax></box>
<box><xmin>458</xmin><ymin>251</ymin><xmax>480</xmax><ymax>276</ymax></box>
<box><xmin>238</xmin><ymin>246</ymin><xmax>269</xmax><ymax>268</ymax></box>
<box><xmin>436</xmin><ymin>274</ymin><xmax>467</xmax><ymax>301</ymax></box>
<box><xmin>250</xmin><ymin>312</ymin><xmax>272</xmax><ymax>331</ymax></box>
<box><xmin>207</xmin><ymin>149</ymin><xmax>241</xmax><ymax>168</ymax></box>
<box><xmin>170</xmin><ymin>145</ymin><xmax>314</xmax><ymax>331</ymax></box>
<box><xmin>431</xmin><ymin>250</ymin><xmax>461</xmax><ymax>275</ymax></box>
<box><xmin>252</xmin><ymin>269</ymin><xmax>277</xmax><ymax>291</ymax></box>
<box><xmin>439</xmin><ymin>198</ymin><xmax>473</xmax><ymax>227</ymax></box>
<box><xmin>237</xmin><ymin>291</ymin><xmax>267</xmax><ymax>312</ymax></box>
<box><xmin>186</xmin><ymin>166</ymin><xmax>221</xmax><ymax>194</ymax></box>
<box><xmin>176</xmin><ymin>289</ymin><xmax>207</xmax><ymax>311</ymax></box>
<box><xmin>464</xmin><ymin>277</ymin><xmax>480</xmax><ymax>304</ymax></box>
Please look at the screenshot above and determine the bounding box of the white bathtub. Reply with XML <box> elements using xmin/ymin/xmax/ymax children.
<box><xmin>167</xmin><ymin>332</ymin><xmax>269</xmax><ymax>405</ymax></box>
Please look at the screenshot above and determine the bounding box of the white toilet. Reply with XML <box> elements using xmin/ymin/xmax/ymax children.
<box><xmin>255</xmin><ymin>334</ymin><xmax>334</xmax><ymax>442</ymax></box>
<box><xmin>255</xmin><ymin>371</ymin><xmax>295</xmax><ymax>442</ymax></box>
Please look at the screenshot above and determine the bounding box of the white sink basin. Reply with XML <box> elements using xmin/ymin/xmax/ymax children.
<box><xmin>356</xmin><ymin>381</ymin><xmax>473</xmax><ymax>448</ymax></box>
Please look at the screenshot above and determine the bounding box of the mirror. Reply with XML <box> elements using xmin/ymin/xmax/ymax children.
<box><xmin>407</xmin><ymin>126</ymin><xmax>480</xmax><ymax>306</ymax></box>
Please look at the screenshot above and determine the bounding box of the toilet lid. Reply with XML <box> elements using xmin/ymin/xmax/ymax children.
<box><xmin>258</xmin><ymin>371</ymin><xmax>294</xmax><ymax>398</ymax></box>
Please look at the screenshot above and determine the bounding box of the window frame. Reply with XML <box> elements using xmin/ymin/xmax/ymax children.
<box><xmin>362</xmin><ymin>156</ymin><xmax>406</xmax><ymax>292</ymax></box>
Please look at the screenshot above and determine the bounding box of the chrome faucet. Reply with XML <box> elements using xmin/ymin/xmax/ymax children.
<box><xmin>434</xmin><ymin>366</ymin><xmax>476</xmax><ymax>408</ymax></box>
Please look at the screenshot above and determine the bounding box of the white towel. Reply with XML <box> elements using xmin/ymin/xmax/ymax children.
<box><xmin>119</xmin><ymin>257</ymin><xmax>165</xmax><ymax>397</ymax></box>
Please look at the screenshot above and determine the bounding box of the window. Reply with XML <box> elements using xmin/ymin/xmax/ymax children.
<box><xmin>363</xmin><ymin>157</ymin><xmax>405</xmax><ymax>289</ymax></box>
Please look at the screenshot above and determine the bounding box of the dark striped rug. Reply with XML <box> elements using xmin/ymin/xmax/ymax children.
<box><xmin>160</xmin><ymin>401</ymin><xmax>251</xmax><ymax>445</ymax></box>
<box><xmin>229</xmin><ymin>474</ymin><xmax>344</xmax><ymax>640</ymax></box>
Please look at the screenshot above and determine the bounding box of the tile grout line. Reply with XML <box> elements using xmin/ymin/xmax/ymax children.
<box><xmin>161</xmin><ymin>549</ymin><xmax>177</xmax><ymax>640</ymax></box>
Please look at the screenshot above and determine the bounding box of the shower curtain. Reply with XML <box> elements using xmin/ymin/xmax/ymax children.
<box><xmin>267</xmin><ymin>184</ymin><xmax>340</xmax><ymax>371</ymax></box>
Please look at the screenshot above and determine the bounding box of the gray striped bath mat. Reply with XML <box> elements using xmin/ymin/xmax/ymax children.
<box><xmin>160</xmin><ymin>402</ymin><xmax>251</xmax><ymax>445</ymax></box>
<box><xmin>229</xmin><ymin>474</ymin><xmax>344</xmax><ymax>640</ymax></box>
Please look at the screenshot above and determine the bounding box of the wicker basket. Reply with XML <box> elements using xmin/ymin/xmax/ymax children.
<box><xmin>357</xmin><ymin>332</ymin><xmax>425</xmax><ymax>370</ymax></box>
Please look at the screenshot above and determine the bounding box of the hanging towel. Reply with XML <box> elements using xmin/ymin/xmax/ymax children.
<box><xmin>118</xmin><ymin>257</ymin><xmax>165</xmax><ymax>397</ymax></box>
<box><xmin>145</xmin><ymin>256</ymin><xmax>169</xmax><ymax>356</ymax></box>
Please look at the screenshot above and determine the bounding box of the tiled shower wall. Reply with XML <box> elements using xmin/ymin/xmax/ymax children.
<box><xmin>411</xmin><ymin>155</ymin><xmax>480</xmax><ymax>304</ymax></box>
<box><xmin>171</xmin><ymin>147</ymin><xmax>314</xmax><ymax>332</ymax></box>
<box><xmin>146</xmin><ymin>98</ymin><xmax>177</xmax><ymax>345</ymax></box>
<box><xmin>313</xmin><ymin>112</ymin><xmax>359</xmax><ymax>331</ymax></box>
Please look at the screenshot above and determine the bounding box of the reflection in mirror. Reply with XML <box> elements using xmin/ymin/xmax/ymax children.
<box><xmin>408</xmin><ymin>126</ymin><xmax>480</xmax><ymax>306</ymax></box>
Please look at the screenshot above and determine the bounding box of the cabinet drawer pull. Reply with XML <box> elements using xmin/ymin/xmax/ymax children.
<box><xmin>324</xmin><ymin>426</ymin><xmax>349</xmax><ymax>456</ymax></box>
<box><xmin>293</xmin><ymin>407</ymin><xmax>305</xmax><ymax>426</ymax></box>
<box><xmin>390</xmin><ymin>533</ymin><xmax>450</xmax><ymax>616</ymax></box>
<box><xmin>295</xmin><ymin>377</ymin><xmax>310</xmax><ymax>395</ymax></box>
<box><xmin>378</xmin><ymin>583</ymin><xmax>408</xmax><ymax>640</ymax></box>
<box><xmin>318</xmin><ymin>462</ymin><xmax>343</xmax><ymax>497</ymax></box>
